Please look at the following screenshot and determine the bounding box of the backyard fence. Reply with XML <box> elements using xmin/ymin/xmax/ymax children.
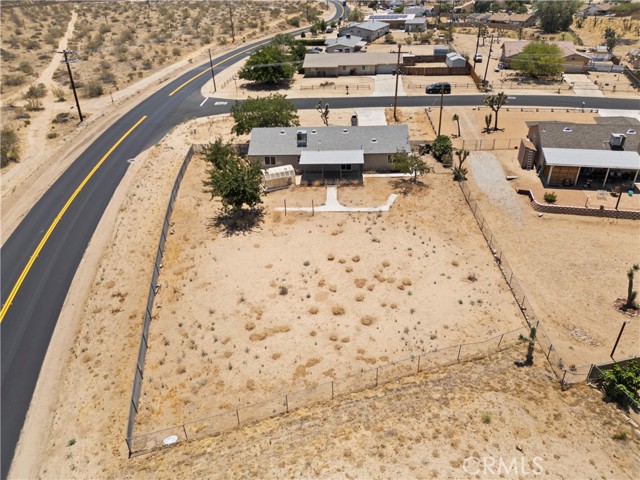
<box><xmin>300</xmin><ymin>84</ymin><xmax>370</xmax><ymax>91</ymax></box>
<box><xmin>125</xmin><ymin>144</ymin><xmax>204</xmax><ymax>457</ymax></box>
<box><xmin>126</xmin><ymin>325</ymin><xmax>530</xmax><ymax>456</ymax></box>
<box><xmin>457</xmin><ymin>180</ymin><xmax>600</xmax><ymax>386</ymax></box>
<box><xmin>452</xmin><ymin>137</ymin><xmax>521</xmax><ymax>151</ymax></box>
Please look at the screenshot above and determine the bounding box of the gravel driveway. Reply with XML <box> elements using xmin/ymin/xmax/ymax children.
<box><xmin>468</xmin><ymin>151</ymin><xmax>524</xmax><ymax>223</ymax></box>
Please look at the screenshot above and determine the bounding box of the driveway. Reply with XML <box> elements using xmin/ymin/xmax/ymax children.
<box><xmin>354</xmin><ymin>108</ymin><xmax>387</xmax><ymax>125</ymax></box>
<box><xmin>563</xmin><ymin>74</ymin><xmax>604</xmax><ymax>97</ymax></box>
<box><xmin>371</xmin><ymin>74</ymin><xmax>406</xmax><ymax>97</ymax></box>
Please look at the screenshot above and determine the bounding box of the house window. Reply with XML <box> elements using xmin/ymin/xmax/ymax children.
<box><xmin>341</xmin><ymin>164</ymin><xmax>352</xmax><ymax>171</ymax></box>
<box><xmin>264</xmin><ymin>156</ymin><xmax>275</xmax><ymax>166</ymax></box>
<box><xmin>388</xmin><ymin>155</ymin><xmax>394</xmax><ymax>165</ymax></box>
<box><xmin>362</xmin><ymin>66</ymin><xmax>366</xmax><ymax>70</ymax></box>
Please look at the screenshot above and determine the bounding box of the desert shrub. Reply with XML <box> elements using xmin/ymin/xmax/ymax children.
<box><xmin>287</xmin><ymin>17</ymin><xmax>300</xmax><ymax>27</ymax></box>
<box><xmin>24</xmin><ymin>83</ymin><xmax>47</xmax><ymax>99</ymax></box>
<box><xmin>279</xmin><ymin>285</ymin><xmax>288</xmax><ymax>296</ymax></box>
<box><xmin>85</xmin><ymin>80</ymin><xmax>103</xmax><ymax>98</ymax></box>
<box><xmin>3</xmin><ymin>75</ymin><xmax>25</xmax><ymax>87</ymax></box>
<box><xmin>25</xmin><ymin>98</ymin><xmax>44</xmax><ymax>111</ymax></box>
<box><xmin>17</xmin><ymin>61</ymin><xmax>34</xmax><ymax>76</ymax></box>
<box><xmin>384</xmin><ymin>33</ymin><xmax>395</xmax><ymax>44</ymax></box>
<box><xmin>543</xmin><ymin>191</ymin><xmax>557</xmax><ymax>204</ymax></box>
<box><xmin>172</xmin><ymin>47</ymin><xmax>181</xmax><ymax>57</ymax></box>
<box><xmin>47</xmin><ymin>132</ymin><xmax>59</xmax><ymax>139</ymax></box>
<box><xmin>23</xmin><ymin>39</ymin><xmax>41</xmax><ymax>50</ymax></box>
<box><xmin>1</xmin><ymin>48</ymin><xmax>16</xmax><ymax>62</ymax></box>
<box><xmin>1</xmin><ymin>126</ymin><xmax>20</xmax><ymax>167</ymax></box>
<box><xmin>52</xmin><ymin>86</ymin><xmax>66</xmax><ymax>101</ymax></box>
<box><xmin>52</xmin><ymin>112</ymin><xmax>70</xmax><ymax>124</ymax></box>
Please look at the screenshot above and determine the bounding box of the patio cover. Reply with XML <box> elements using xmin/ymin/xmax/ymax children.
<box><xmin>543</xmin><ymin>148</ymin><xmax>640</xmax><ymax>170</ymax></box>
<box><xmin>299</xmin><ymin>150</ymin><xmax>364</xmax><ymax>166</ymax></box>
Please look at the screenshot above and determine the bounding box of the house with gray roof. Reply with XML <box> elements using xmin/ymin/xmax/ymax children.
<box><xmin>404</xmin><ymin>17</ymin><xmax>427</xmax><ymax>32</ymax></box>
<box><xmin>520</xmin><ymin>118</ymin><xmax>640</xmax><ymax>188</ymax></box>
<box><xmin>324</xmin><ymin>34</ymin><xmax>366</xmax><ymax>53</ymax></box>
<box><xmin>302</xmin><ymin>52</ymin><xmax>402</xmax><ymax>77</ymax></box>
<box><xmin>338</xmin><ymin>21</ymin><xmax>390</xmax><ymax>43</ymax></box>
<box><xmin>248</xmin><ymin>125</ymin><xmax>411</xmax><ymax>182</ymax></box>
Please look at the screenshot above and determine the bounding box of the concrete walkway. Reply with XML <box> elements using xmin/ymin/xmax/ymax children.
<box><xmin>276</xmin><ymin>186</ymin><xmax>398</xmax><ymax>213</ymax></box>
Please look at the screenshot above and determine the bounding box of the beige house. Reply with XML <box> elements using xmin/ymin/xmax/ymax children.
<box><xmin>324</xmin><ymin>34</ymin><xmax>366</xmax><ymax>53</ymax></box>
<box><xmin>338</xmin><ymin>21</ymin><xmax>390</xmax><ymax>43</ymax></box>
<box><xmin>303</xmin><ymin>53</ymin><xmax>402</xmax><ymax>77</ymax></box>
<box><xmin>501</xmin><ymin>40</ymin><xmax>590</xmax><ymax>74</ymax></box>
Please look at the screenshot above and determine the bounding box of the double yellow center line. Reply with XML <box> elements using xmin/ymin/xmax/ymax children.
<box><xmin>0</xmin><ymin>116</ymin><xmax>148</xmax><ymax>323</ymax></box>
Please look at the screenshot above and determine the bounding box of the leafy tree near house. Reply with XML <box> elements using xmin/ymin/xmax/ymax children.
<box><xmin>511</xmin><ymin>41</ymin><xmax>564</xmax><ymax>78</ymax></box>
<box><xmin>601</xmin><ymin>360</ymin><xmax>640</xmax><ymax>408</ymax></box>
<box><xmin>391</xmin><ymin>149</ymin><xmax>430</xmax><ymax>183</ymax></box>
<box><xmin>238</xmin><ymin>43</ymin><xmax>297</xmax><ymax>84</ymax></box>
<box><xmin>203</xmin><ymin>138</ymin><xmax>262</xmax><ymax>213</ymax></box>
<box><xmin>604</xmin><ymin>27</ymin><xmax>618</xmax><ymax>53</ymax></box>
<box><xmin>534</xmin><ymin>0</ymin><xmax>582</xmax><ymax>33</ymax></box>
<box><xmin>230</xmin><ymin>94</ymin><xmax>299</xmax><ymax>136</ymax></box>
<box><xmin>484</xmin><ymin>92</ymin><xmax>508</xmax><ymax>131</ymax></box>
<box><xmin>432</xmin><ymin>135</ymin><xmax>452</xmax><ymax>161</ymax></box>
<box><xmin>348</xmin><ymin>7</ymin><xmax>365</xmax><ymax>22</ymax></box>
<box><xmin>624</xmin><ymin>264</ymin><xmax>640</xmax><ymax>310</ymax></box>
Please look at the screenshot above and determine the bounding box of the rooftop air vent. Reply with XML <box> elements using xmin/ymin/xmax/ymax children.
<box><xmin>297</xmin><ymin>130</ymin><xmax>308</xmax><ymax>148</ymax></box>
<box><xmin>279</xmin><ymin>130</ymin><xmax>286</xmax><ymax>135</ymax></box>
<box><xmin>563</xmin><ymin>127</ymin><xmax>572</xmax><ymax>133</ymax></box>
<box><xmin>342</xmin><ymin>129</ymin><xmax>349</xmax><ymax>134</ymax></box>
<box><xmin>371</xmin><ymin>138</ymin><xmax>377</xmax><ymax>143</ymax></box>
<box><xmin>609</xmin><ymin>133</ymin><xmax>626</xmax><ymax>149</ymax></box>
<box><xmin>311</xmin><ymin>129</ymin><xmax>318</xmax><ymax>134</ymax></box>
<box><xmin>627</xmin><ymin>129</ymin><xmax>637</xmax><ymax>135</ymax></box>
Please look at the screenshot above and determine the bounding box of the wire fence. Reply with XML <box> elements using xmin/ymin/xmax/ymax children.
<box><xmin>127</xmin><ymin>325</ymin><xmax>530</xmax><ymax>456</ymax></box>
<box><xmin>125</xmin><ymin>144</ymin><xmax>203</xmax><ymax>457</ymax></box>
<box><xmin>457</xmin><ymin>180</ymin><xmax>597</xmax><ymax>387</ymax></box>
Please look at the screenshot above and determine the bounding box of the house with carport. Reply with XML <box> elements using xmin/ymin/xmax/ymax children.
<box><xmin>303</xmin><ymin>52</ymin><xmax>403</xmax><ymax>77</ymax></box>
<box><xmin>519</xmin><ymin>118</ymin><xmax>640</xmax><ymax>188</ymax></box>
<box><xmin>247</xmin><ymin>125</ymin><xmax>411</xmax><ymax>182</ymax></box>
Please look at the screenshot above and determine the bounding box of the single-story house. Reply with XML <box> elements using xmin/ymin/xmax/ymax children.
<box><xmin>405</xmin><ymin>18</ymin><xmax>427</xmax><ymax>32</ymax></box>
<box><xmin>587</xmin><ymin>3</ymin><xmax>613</xmax><ymax>16</ymax></box>
<box><xmin>501</xmin><ymin>40</ymin><xmax>591</xmax><ymax>74</ymax></box>
<box><xmin>404</xmin><ymin>6</ymin><xmax>427</xmax><ymax>16</ymax></box>
<box><xmin>520</xmin><ymin>118</ymin><xmax>640</xmax><ymax>187</ymax></box>
<box><xmin>247</xmin><ymin>125</ymin><xmax>411</xmax><ymax>181</ymax></box>
<box><xmin>488</xmin><ymin>12</ymin><xmax>536</xmax><ymax>28</ymax></box>
<box><xmin>325</xmin><ymin>34</ymin><xmax>366</xmax><ymax>53</ymax></box>
<box><xmin>469</xmin><ymin>12</ymin><xmax>492</xmax><ymax>23</ymax></box>
<box><xmin>338</xmin><ymin>21</ymin><xmax>390</xmax><ymax>43</ymax></box>
<box><xmin>303</xmin><ymin>52</ymin><xmax>403</xmax><ymax>77</ymax></box>
<box><xmin>445</xmin><ymin>52</ymin><xmax>466</xmax><ymax>68</ymax></box>
<box><xmin>367</xmin><ymin>13</ymin><xmax>417</xmax><ymax>30</ymax></box>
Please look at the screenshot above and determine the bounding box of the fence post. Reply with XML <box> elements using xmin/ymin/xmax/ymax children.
<box><xmin>183</xmin><ymin>424</ymin><xmax>188</xmax><ymax>440</ymax></box>
<box><xmin>497</xmin><ymin>333</ymin><xmax>504</xmax><ymax>350</ymax></box>
<box><xmin>560</xmin><ymin>370</ymin><xmax>567</xmax><ymax>389</ymax></box>
<box><xmin>547</xmin><ymin>344</ymin><xmax>553</xmax><ymax>357</ymax></box>
<box><xmin>521</xmin><ymin>294</ymin><xmax>526</xmax><ymax>306</ymax></box>
<box><xmin>236</xmin><ymin>409</ymin><xmax>240</xmax><ymax>426</ymax></box>
<box><xmin>509</xmin><ymin>272</ymin><xmax>513</xmax><ymax>285</ymax></box>
<box><xmin>126</xmin><ymin>438</ymin><xmax>132</xmax><ymax>457</ymax></box>
<box><xmin>457</xmin><ymin>344</ymin><xmax>462</xmax><ymax>362</ymax></box>
<box><xmin>285</xmin><ymin>394</ymin><xmax>289</xmax><ymax>413</ymax></box>
<box><xmin>284</xmin><ymin>199</ymin><xmax>287</xmax><ymax>216</ymax></box>
<box><xmin>417</xmin><ymin>355</ymin><xmax>421</xmax><ymax>373</ymax></box>
<box><xmin>312</xmin><ymin>200</ymin><xmax>314</xmax><ymax>216</ymax></box>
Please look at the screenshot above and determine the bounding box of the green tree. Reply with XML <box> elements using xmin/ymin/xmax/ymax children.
<box><xmin>534</xmin><ymin>0</ymin><xmax>581</xmax><ymax>33</ymax></box>
<box><xmin>432</xmin><ymin>135</ymin><xmax>452</xmax><ymax>161</ymax></box>
<box><xmin>203</xmin><ymin>138</ymin><xmax>262</xmax><ymax>213</ymax></box>
<box><xmin>601</xmin><ymin>360</ymin><xmax>640</xmax><ymax>407</ymax></box>
<box><xmin>625</xmin><ymin>264</ymin><xmax>640</xmax><ymax>310</ymax></box>
<box><xmin>474</xmin><ymin>1</ymin><xmax>492</xmax><ymax>13</ymax></box>
<box><xmin>453</xmin><ymin>148</ymin><xmax>469</xmax><ymax>181</ymax></box>
<box><xmin>484</xmin><ymin>92</ymin><xmax>508</xmax><ymax>131</ymax></box>
<box><xmin>348</xmin><ymin>7</ymin><xmax>365</xmax><ymax>22</ymax></box>
<box><xmin>604</xmin><ymin>27</ymin><xmax>617</xmax><ymax>53</ymax></box>
<box><xmin>1</xmin><ymin>126</ymin><xmax>20</xmax><ymax>167</ymax></box>
<box><xmin>231</xmin><ymin>94</ymin><xmax>300</xmax><ymax>136</ymax></box>
<box><xmin>511</xmin><ymin>41</ymin><xmax>563</xmax><ymax>78</ymax></box>
<box><xmin>391</xmin><ymin>149</ymin><xmax>430</xmax><ymax>183</ymax></box>
<box><xmin>505</xmin><ymin>1</ymin><xmax>528</xmax><ymax>15</ymax></box>
<box><xmin>238</xmin><ymin>44</ymin><xmax>297</xmax><ymax>84</ymax></box>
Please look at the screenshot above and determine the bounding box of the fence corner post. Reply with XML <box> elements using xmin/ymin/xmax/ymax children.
<box><xmin>457</xmin><ymin>344</ymin><xmax>462</xmax><ymax>362</ymax></box>
<box><xmin>183</xmin><ymin>424</ymin><xmax>188</xmax><ymax>441</ymax></box>
<box><xmin>497</xmin><ymin>333</ymin><xmax>504</xmax><ymax>350</ymax></box>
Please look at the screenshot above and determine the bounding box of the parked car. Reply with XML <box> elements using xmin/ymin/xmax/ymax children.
<box><xmin>325</xmin><ymin>27</ymin><xmax>333</xmax><ymax>33</ymax></box>
<box><xmin>426</xmin><ymin>82</ymin><xmax>451</xmax><ymax>94</ymax></box>
<box><xmin>474</xmin><ymin>54</ymin><xmax>483</xmax><ymax>62</ymax></box>
<box><xmin>309</xmin><ymin>47</ymin><xmax>323</xmax><ymax>54</ymax></box>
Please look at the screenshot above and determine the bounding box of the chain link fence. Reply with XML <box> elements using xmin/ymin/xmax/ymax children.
<box><xmin>127</xmin><ymin>326</ymin><xmax>529</xmax><ymax>456</ymax></box>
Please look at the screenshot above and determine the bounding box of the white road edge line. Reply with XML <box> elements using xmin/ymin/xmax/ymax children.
<box><xmin>200</xmin><ymin>97</ymin><xmax>209</xmax><ymax>107</ymax></box>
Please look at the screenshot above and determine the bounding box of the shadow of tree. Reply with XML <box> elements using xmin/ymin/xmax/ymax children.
<box><xmin>207</xmin><ymin>207</ymin><xmax>265</xmax><ymax>236</ymax></box>
<box><xmin>242</xmin><ymin>82</ymin><xmax>292</xmax><ymax>92</ymax></box>
<box><xmin>390</xmin><ymin>178</ymin><xmax>428</xmax><ymax>196</ymax></box>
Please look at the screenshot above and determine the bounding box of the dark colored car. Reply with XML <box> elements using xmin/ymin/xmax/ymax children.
<box><xmin>426</xmin><ymin>82</ymin><xmax>451</xmax><ymax>94</ymax></box>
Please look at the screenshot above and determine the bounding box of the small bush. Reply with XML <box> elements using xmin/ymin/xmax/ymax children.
<box><xmin>3</xmin><ymin>75</ymin><xmax>25</xmax><ymax>87</ymax></box>
<box><xmin>481</xmin><ymin>412</ymin><xmax>491</xmax><ymax>424</ymax></box>
<box><xmin>384</xmin><ymin>33</ymin><xmax>395</xmax><ymax>44</ymax></box>
<box><xmin>47</xmin><ymin>132</ymin><xmax>58</xmax><ymax>139</ymax></box>
<box><xmin>24</xmin><ymin>83</ymin><xmax>47</xmax><ymax>99</ymax></box>
<box><xmin>52</xmin><ymin>112</ymin><xmax>70</xmax><ymax>124</ymax></box>
<box><xmin>279</xmin><ymin>285</ymin><xmax>288</xmax><ymax>295</ymax></box>
<box><xmin>612</xmin><ymin>431</ymin><xmax>628</xmax><ymax>441</ymax></box>
<box><xmin>543</xmin><ymin>192</ymin><xmax>557</xmax><ymax>204</ymax></box>
<box><xmin>85</xmin><ymin>81</ymin><xmax>104</xmax><ymax>98</ymax></box>
<box><xmin>1</xmin><ymin>126</ymin><xmax>20</xmax><ymax>167</ymax></box>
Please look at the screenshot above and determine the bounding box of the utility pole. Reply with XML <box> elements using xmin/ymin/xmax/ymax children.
<box><xmin>473</xmin><ymin>24</ymin><xmax>481</xmax><ymax>69</ymax></box>
<box><xmin>437</xmin><ymin>86</ymin><xmax>444</xmax><ymax>137</ymax></box>
<box><xmin>58</xmin><ymin>49</ymin><xmax>83</xmax><ymax>122</ymax></box>
<box><xmin>393</xmin><ymin>44</ymin><xmax>402</xmax><ymax>122</ymax></box>
<box><xmin>208</xmin><ymin>49</ymin><xmax>217</xmax><ymax>93</ymax></box>
<box><xmin>483</xmin><ymin>35</ymin><xmax>494</xmax><ymax>89</ymax></box>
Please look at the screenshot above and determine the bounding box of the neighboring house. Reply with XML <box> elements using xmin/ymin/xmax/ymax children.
<box><xmin>303</xmin><ymin>53</ymin><xmax>402</xmax><ymax>77</ymax></box>
<box><xmin>445</xmin><ymin>52</ymin><xmax>466</xmax><ymax>68</ymax></box>
<box><xmin>404</xmin><ymin>6</ymin><xmax>427</xmax><ymax>16</ymax></box>
<box><xmin>519</xmin><ymin>118</ymin><xmax>640</xmax><ymax>187</ymax></box>
<box><xmin>247</xmin><ymin>125</ymin><xmax>412</xmax><ymax>182</ymax></box>
<box><xmin>488</xmin><ymin>12</ymin><xmax>536</xmax><ymax>28</ymax></box>
<box><xmin>469</xmin><ymin>12</ymin><xmax>492</xmax><ymax>23</ymax></box>
<box><xmin>367</xmin><ymin>13</ymin><xmax>417</xmax><ymax>30</ymax></box>
<box><xmin>338</xmin><ymin>21</ymin><xmax>390</xmax><ymax>42</ymax></box>
<box><xmin>404</xmin><ymin>18</ymin><xmax>427</xmax><ymax>32</ymax></box>
<box><xmin>587</xmin><ymin>3</ymin><xmax>613</xmax><ymax>16</ymax></box>
<box><xmin>325</xmin><ymin>34</ymin><xmax>366</xmax><ymax>53</ymax></box>
<box><xmin>501</xmin><ymin>40</ymin><xmax>591</xmax><ymax>74</ymax></box>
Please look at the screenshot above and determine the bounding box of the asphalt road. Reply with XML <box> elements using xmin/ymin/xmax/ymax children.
<box><xmin>1</xmin><ymin>4</ymin><xmax>638</xmax><ymax>478</ymax></box>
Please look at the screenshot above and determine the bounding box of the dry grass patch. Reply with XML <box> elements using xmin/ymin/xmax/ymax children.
<box><xmin>249</xmin><ymin>325</ymin><xmax>290</xmax><ymax>342</ymax></box>
<box><xmin>361</xmin><ymin>315</ymin><xmax>375</xmax><ymax>326</ymax></box>
<box><xmin>354</xmin><ymin>278</ymin><xmax>367</xmax><ymax>288</ymax></box>
<box><xmin>332</xmin><ymin>305</ymin><xmax>345</xmax><ymax>316</ymax></box>
<box><xmin>355</xmin><ymin>293</ymin><xmax>365</xmax><ymax>302</ymax></box>
<box><xmin>308</xmin><ymin>306</ymin><xmax>319</xmax><ymax>315</ymax></box>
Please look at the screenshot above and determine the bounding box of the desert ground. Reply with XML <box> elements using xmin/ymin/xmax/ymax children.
<box><xmin>4</xmin><ymin>2</ymin><xmax>640</xmax><ymax>479</ymax></box>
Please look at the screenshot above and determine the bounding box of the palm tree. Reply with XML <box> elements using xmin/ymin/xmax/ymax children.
<box><xmin>452</xmin><ymin>113</ymin><xmax>460</xmax><ymax>137</ymax></box>
<box><xmin>484</xmin><ymin>92</ymin><xmax>509</xmax><ymax>131</ymax></box>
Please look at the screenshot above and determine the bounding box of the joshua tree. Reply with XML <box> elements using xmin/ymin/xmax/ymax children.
<box><xmin>452</xmin><ymin>113</ymin><xmax>460</xmax><ymax>137</ymax></box>
<box><xmin>484</xmin><ymin>92</ymin><xmax>508</xmax><ymax>131</ymax></box>
<box><xmin>625</xmin><ymin>264</ymin><xmax>640</xmax><ymax>310</ymax></box>
<box><xmin>316</xmin><ymin>100</ymin><xmax>330</xmax><ymax>126</ymax></box>
<box><xmin>454</xmin><ymin>149</ymin><xmax>469</xmax><ymax>181</ymax></box>
<box><xmin>484</xmin><ymin>113</ymin><xmax>492</xmax><ymax>133</ymax></box>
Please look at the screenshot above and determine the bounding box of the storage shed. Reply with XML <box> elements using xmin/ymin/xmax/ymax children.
<box><xmin>445</xmin><ymin>52</ymin><xmax>466</xmax><ymax>68</ymax></box>
<box><xmin>262</xmin><ymin>165</ymin><xmax>295</xmax><ymax>192</ymax></box>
